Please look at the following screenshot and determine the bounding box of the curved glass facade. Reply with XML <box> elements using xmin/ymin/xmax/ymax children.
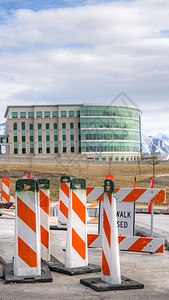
<box><xmin>80</xmin><ymin>105</ymin><xmax>141</xmax><ymax>155</ymax></box>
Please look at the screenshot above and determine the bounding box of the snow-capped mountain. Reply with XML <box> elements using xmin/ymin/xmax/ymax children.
<box><xmin>142</xmin><ymin>133</ymin><xmax>169</xmax><ymax>155</ymax></box>
<box><xmin>0</xmin><ymin>123</ymin><xmax>5</xmax><ymax>135</ymax></box>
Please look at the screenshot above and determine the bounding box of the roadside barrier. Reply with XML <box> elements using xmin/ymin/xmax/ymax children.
<box><xmin>80</xmin><ymin>179</ymin><xmax>144</xmax><ymax>291</ymax></box>
<box><xmin>1</xmin><ymin>177</ymin><xmax>10</xmax><ymax>203</ymax></box>
<box><xmin>48</xmin><ymin>178</ymin><xmax>101</xmax><ymax>275</ymax></box>
<box><xmin>38</xmin><ymin>179</ymin><xmax>50</xmax><ymax>261</ymax></box>
<box><xmin>22</xmin><ymin>171</ymin><xmax>31</xmax><ymax>179</ymax></box>
<box><xmin>57</xmin><ymin>176</ymin><xmax>70</xmax><ymax>230</ymax></box>
<box><xmin>87</xmin><ymin>185</ymin><xmax>165</xmax><ymax>253</ymax></box>
<box><xmin>4</xmin><ymin>179</ymin><xmax>52</xmax><ymax>283</ymax></box>
<box><xmin>148</xmin><ymin>177</ymin><xmax>154</xmax><ymax>213</ymax></box>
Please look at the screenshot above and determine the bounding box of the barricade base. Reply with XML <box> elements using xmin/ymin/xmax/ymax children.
<box><xmin>50</xmin><ymin>225</ymin><xmax>67</xmax><ymax>231</ymax></box>
<box><xmin>80</xmin><ymin>276</ymin><xmax>144</xmax><ymax>292</ymax></box>
<box><xmin>48</xmin><ymin>255</ymin><xmax>101</xmax><ymax>276</ymax></box>
<box><xmin>0</xmin><ymin>202</ymin><xmax>13</xmax><ymax>209</ymax></box>
<box><xmin>5</xmin><ymin>262</ymin><xmax>53</xmax><ymax>284</ymax></box>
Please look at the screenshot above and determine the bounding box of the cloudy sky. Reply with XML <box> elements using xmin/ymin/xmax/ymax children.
<box><xmin>0</xmin><ymin>0</ymin><xmax>168</xmax><ymax>136</ymax></box>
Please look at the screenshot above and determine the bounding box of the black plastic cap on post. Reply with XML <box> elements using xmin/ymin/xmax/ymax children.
<box><xmin>60</xmin><ymin>175</ymin><xmax>71</xmax><ymax>183</ymax></box>
<box><xmin>104</xmin><ymin>179</ymin><xmax>115</xmax><ymax>194</ymax></box>
<box><xmin>37</xmin><ymin>179</ymin><xmax>50</xmax><ymax>189</ymax></box>
<box><xmin>16</xmin><ymin>179</ymin><xmax>39</xmax><ymax>192</ymax></box>
<box><xmin>70</xmin><ymin>178</ymin><xmax>86</xmax><ymax>190</ymax></box>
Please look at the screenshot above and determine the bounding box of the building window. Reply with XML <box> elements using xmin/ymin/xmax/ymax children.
<box><xmin>62</xmin><ymin>123</ymin><xmax>66</xmax><ymax>129</ymax></box>
<box><xmin>22</xmin><ymin>136</ymin><xmax>26</xmax><ymax>142</ymax></box>
<box><xmin>71</xmin><ymin>147</ymin><xmax>74</xmax><ymax>153</ymax></box>
<box><xmin>44</xmin><ymin>111</ymin><xmax>50</xmax><ymax>118</ymax></box>
<box><xmin>54</xmin><ymin>147</ymin><xmax>58</xmax><ymax>153</ymax></box>
<box><xmin>69</xmin><ymin>111</ymin><xmax>74</xmax><ymax>117</ymax></box>
<box><xmin>109</xmin><ymin>157</ymin><xmax>113</xmax><ymax>161</ymax></box>
<box><xmin>126</xmin><ymin>156</ymin><xmax>129</xmax><ymax>161</ymax></box>
<box><xmin>78</xmin><ymin>122</ymin><xmax>80</xmax><ymax>129</ymax></box>
<box><xmin>46</xmin><ymin>147</ymin><xmax>50</xmax><ymax>153</ymax></box>
<box><xmin>102</xmin><ymin>157</ymin><xmax>106</xmax><ymax>161</ymax></box>
<box><xmin>115</xmin><ymin>156</ymin><xmax>119</xmax><ymax>161</ymax></box>
<box><xmin>36</xmin><ymin>111</ymin><xmax>42</xmax><ymax>118</ymax></box>
<box><xmin>46</xmin><ymin>123</ymin><xmax>50</xmax><ymax>130</ymax></box>
<box><xmin>29</xmin><ymin>124</ymin><xmax>33</xmax><ymax>130</ymax></box>
<box><xmin>22</xmin><ymin>148</ymin><xmax>26</xmax><ymax>154</ymax></box>
<box><xmin>20</xmin><ymin>112</ymin><xmax>26</xmax><ymax>118</ymax></box>
<box><xmin>95</xmin><ymin>156</ymin><xmax>99</xmax><ymax>160</ymax></box>
<box><xmin>54</xmin><ymin>123</ymin><xmax>57</xmax><ymax>129</ymax></box>
<box><xmin>30</xmin><ymin>136</ymin><xmax>34</xmax><ymax>142</ymax></box>
<box><xmin>62</xmin><ymin>135</ymin><xmax>66</xmax><ymax>141</ymax></box>
<box><xmin>38</xmin><ymin>135</ymin><xmax>42</xmax><ymax>142</ymax></box>
<box><xmin>38</xmin><ymin>147</ymin><xmax>42</xmax><ymax>154</ymax></box>
<box><xmin>12</xmin><ymin>112</ymin><xmax>18</xmax><ymax>118</ymax></box>
<box><xmin>130</xmin><ymin>157</ymin><xmax>133</xmax><ymax>161</ymax></box>
<box><xmin>54</xmin><ymin>135</ymin><xmax>58</xmax><ymax>142</ymax></box>
<box><xmin>38</xmin><ymin>123</ymin><xmax>42</xmax><ymax>130</ymax></box>
<box><xmin>79</xmin><ymin>146</ymin><xmax>81</xmax><ymax>153</ymax></box>
<box><xmin>76</xmin><ymin>110</ymin><xmax>80</xmax><ymax>117</ymax></box>
<box><xmin>28</xmin><ymin>112</ymin><xmax>34</xmax><ymax>118</ymax></box>
<box><xmin>30</xmin><ymin>148</ymin><xmax>34</xmax><ymax>154</ymax></box>
<box><xmin>61</xmin><ymin>111</ymin><xmax>67</xmax><ymax>117</ymax></box>
<box><xmin>46</xmin><ymin>135</ymin><xmax>50</xmax><ymax>142</ymax></box>
<box><xmin>21</xmin><ymin>122</ymin><xmax>25</xmax><ymax>130</ymax></box>
<box><xmin>13</xmin><ymin>123</ymin><xmax>17</xmax><ymax>131</ymax></box>
<box><xmin>70</xmin><ymin>135</ymin><xmax>74</xmax><ymax>141</ymax></box>
<box><xmin>70</xmin><ymin>123</ymin><xmax>74</xmax><ymax>129</ymax></box>
<box><xmin>52</xmin><ymin>111</ymin><xmax>58</xmax><ymax>117</ymax></box>
<box><xmin>14</xmin><ymin>148</ymin><xmax>18</xmax><ymax>154</ymax></box>
<box><xmin>13</xmin><ymin>136</ymin><xmax>17</xmax><ymax>142</ymax></box>
<box><xmin>63</xmin><ymin>147</ymin><xmax>67</xmax><ymax>153</ymax></box>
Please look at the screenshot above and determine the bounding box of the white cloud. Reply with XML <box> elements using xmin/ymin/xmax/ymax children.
<box><xmin>0</xmin><ymin>0</ymin><xmax>168</xmax><ymax>135</ymax></box>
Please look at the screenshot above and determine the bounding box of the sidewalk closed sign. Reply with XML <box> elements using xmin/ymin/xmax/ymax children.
<box><xmin>116</xmin><ymin>202</ymin><xmax>135</xmax><ymax>236</ymax></box>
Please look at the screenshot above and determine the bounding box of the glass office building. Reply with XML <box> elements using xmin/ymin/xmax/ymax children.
<box><xmin>4</xmin><ymin>102</ymin><xmax>141</xmax><ymax>161</ymax></box>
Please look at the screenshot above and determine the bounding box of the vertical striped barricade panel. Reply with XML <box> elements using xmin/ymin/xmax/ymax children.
<box><xmin>22</xmin><ymin>171</ymin><xmax>31</xmax><ymax>179</ymax></box>
<box><xmin>102</xmin><ymin>179</ymin><xmax>121</xmax><ymax>284</ymax></box>
<box><xmin>1</xmin><ymin>177</ymin><xmax>10</xmax><ymax>203</ymax></box>
<box><xmin>65</xmin><ymin>178</ymin><xmax>88</xmax><ymax>269</ymax></box>
<box><xmin>14</xmin><ymin>179</ymin><xmax>41</xmax><ymax>277</ymax></box>
<box><xmin>57</xmin><ymin>175</ymin><xmax>70</xmax><ymax>229</ymax></box>
<box><xmin>38</xmin><ymin>179</ymin><xmax>50</xmax><ymax>261</ymax></box>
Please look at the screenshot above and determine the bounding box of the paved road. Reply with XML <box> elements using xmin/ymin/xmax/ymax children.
<box><xmin>0</xmin><ymin>215</ymin><xmax>169</xmax><ymax>300</ymax></box>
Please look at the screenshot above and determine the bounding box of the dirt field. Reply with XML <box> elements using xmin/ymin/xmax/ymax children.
<box><xmin>0</xmin><ymin>162</ymin><xmax>169</xmax><ymax>203</ymax></box>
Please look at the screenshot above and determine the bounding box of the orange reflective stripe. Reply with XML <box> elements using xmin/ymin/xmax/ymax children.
<box><xmin>151</xmin><ymin>190</ymin><xmax>165</xmax><ymax>203</ymax></box>
<box><xmin>115</xmin><ymin>188</ymin><xmax>120</xmax><ymax>193</ymax></box>
<box><xmin>18</xmin><ymin>237</ymin><xmax>37</xmax><ymax>267</ymax></box>
<box><xmin>72</xmin><ymin>191</ymin><xmax>86</xmax><ymax>224</ymax></box>
<box><xmin>61</xmin><ymin>182</ymin><xmax>69</xmax><ymax>198</ymax></box>
<box><xmin>128</xmin><ymin>237</ymin><xmax>152</xmax><ymax>252</ymax></box>
<box><xmin>122</xmin><ymin>189</ymin><xmax>146</xmax><ymax>202</ymax></box>
<box><xmin>87</xmin><ymin>203</ymin><xmax>98</xmax><ymax>208</ymax></box>
<box><xmin>72</xmin><ymin>228</ymin><xmax>85</xmax><ymax>259</ymax></box>
<box><xmin>88</xmin><ymin>217</ymin><xmax>98</xmax><ymax>222</ymax></box>
<box><xmin>102</xmin><ymin>249</ymin><xmax>110</xmax><ymax>275</ymax></box>
<box><xmin>1</xmin><ymin>190</ymin><xmax>10</xmax><ymax>202</ymax></box>
<box><xmin>41</xmin><ymin>225</ymin><xmax>49</xmax><ymax>249</ymax></box>
<box><xmin>118</xmin><ymin>236</ymin><xmax>126</xmax><ymax>243</ymax></box>
<box><xmin>96</xmin><ymin>193</ymin><xmax>104</xmax><ymax>201</ymax></box>
<box><xmin>17</xmin><ymin>197</ymin><xmax>36</xmax><ymax>233</ymax></box>
<box><xmin>39</xmin><ymin>189</ymin><xmax>49</xmax><ymax>215</ymax></box>
<box><xmin>103</xmin><ymin>208</ymin><xmax>111</xmax><ymax>247</ymax></box>
<box><xmin>86</xmin><ymin>187</ymin><xmax>94</xmax><ymax>196</ymax></box>
<box><xmin>24</xmin><ymin>184</ymin><xmax>31</xmax><ymax>190</ymax></box>
<box><xmin>155</xmin><ymin>244</ymin><xmax>164</xmax><ymax>253</ymax></box>
<box><xmin>59</xmin><ymin>200</ymin><xmax>69</xmax><ymax>219</ymax></box>
<box><xmin>87</xmin><ymin>234</ymin><xmax>99</xmax><ymax>247</ymax></box>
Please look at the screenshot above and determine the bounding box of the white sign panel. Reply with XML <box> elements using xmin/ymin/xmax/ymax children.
<box><xmin>116</xmin><ymin>202</ymin><xmax>135</xmax><ymax>236</ymax></box>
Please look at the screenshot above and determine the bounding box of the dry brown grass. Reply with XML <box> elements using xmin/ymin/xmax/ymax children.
<box><xmin>0</xmin><ymin>162</ymin><xmax>169</xmax><ymax>203</ymax></box>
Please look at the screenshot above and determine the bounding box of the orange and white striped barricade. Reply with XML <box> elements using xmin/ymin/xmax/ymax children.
<box><xmin>56</xmin><ymin>175</ymin><xmax>70</xmax><ymax>230</ymax></box>
<box><xmin>37</xmin><ymin>179</ymin><xmax>50</xmax><ymax>261</ymax></box>
<box><xmin>22</xmin><ymin>171</ymin><xmax>31</xmax><ymax>179</ymax></box>
<box><xmin>48</xmin><ymin>178</ymin><xmax>100</xmax><ymax>275</ymax></box>
<box><xmin>1</xmin><ymin>177</ymin><xmax>10</xmax><ymax>203</ymax></box>
<box><xmin>87</xmin><ymin>187</ymin><xmax>165</xmax><ymax>253</ymax></box>
<box><xmin>5</xmin><ymin>179</ymin><xmax>52</xmax><ymax>284</ymax></box>
<box><xmin>81</xmin><ymin>179</ymin><xmax>144</xmax><ymax>291</ymax></box>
